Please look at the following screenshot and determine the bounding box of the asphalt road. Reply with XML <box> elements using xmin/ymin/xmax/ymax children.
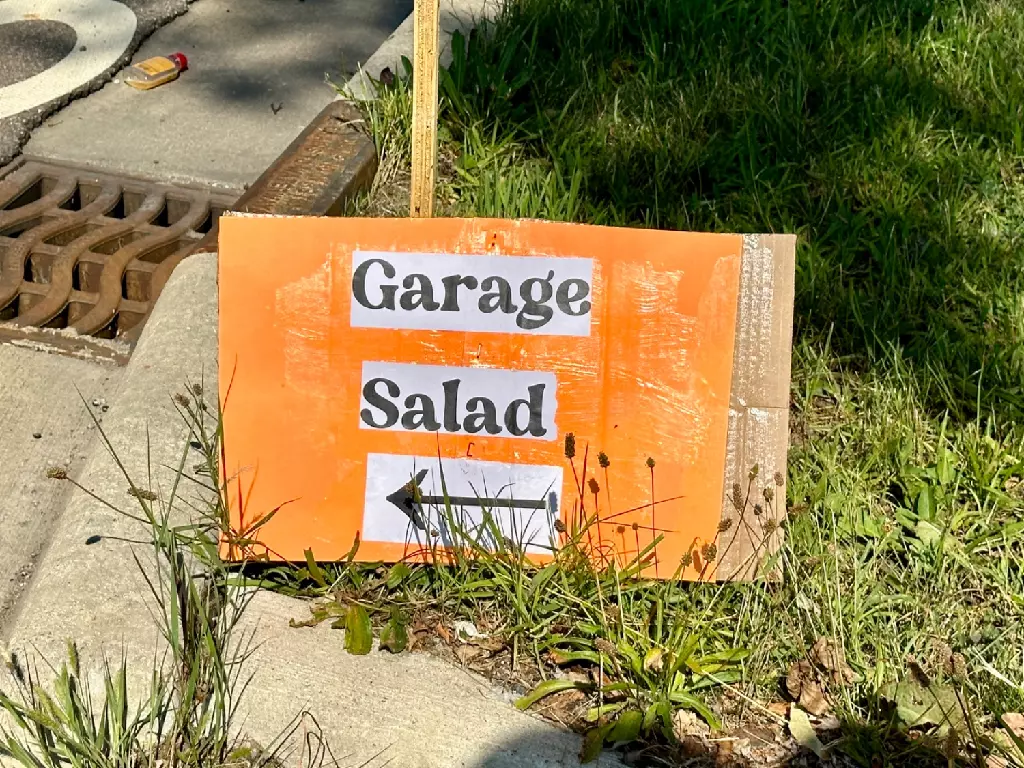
<box><xmin>0</xmin><ymin>0</ymin><xmax>191</xmax><ymax>170</ymax></box>
<box><xmin>0</xmin><ymin>21</ymin><xmax>77</xmax><ymax>89</ymax></box>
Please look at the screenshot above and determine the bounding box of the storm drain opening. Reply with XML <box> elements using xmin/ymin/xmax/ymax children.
<box><xmin>0</xmin><ymin>161</ymin><xmax>236</xmax><ymax>363</ymax></box>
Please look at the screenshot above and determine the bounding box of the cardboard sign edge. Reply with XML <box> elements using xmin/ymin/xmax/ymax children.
<box><xmin>716</xmin><ymin>233</ymin><xmax>797</xmax><ymax>581</ymax></box>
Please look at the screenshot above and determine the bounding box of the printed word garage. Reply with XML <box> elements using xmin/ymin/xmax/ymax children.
<box><xmin>352</xmin><ymin>257</ymin><xmax>592</xmax><ymax>331</ymax></box>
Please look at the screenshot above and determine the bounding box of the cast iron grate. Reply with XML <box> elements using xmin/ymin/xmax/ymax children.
<box><xmin>0</xmin><ymin>161</ymin><xmax>235</xmax><ymax>362</ymax></box>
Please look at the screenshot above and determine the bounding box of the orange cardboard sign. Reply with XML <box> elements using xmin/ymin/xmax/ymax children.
<box><xmin>218</xmin><ymin>217</ymin><xmax>794</xmax><ymax>580</ymax></box>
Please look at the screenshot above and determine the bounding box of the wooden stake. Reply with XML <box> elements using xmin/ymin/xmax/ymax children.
<box><xmin>410</xmin><ymin>0</ymin><xmax>441</xmax><ymax>218</ymax></box>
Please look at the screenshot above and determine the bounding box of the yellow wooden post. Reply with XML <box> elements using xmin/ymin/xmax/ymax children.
<box><xmin>410</xmin><ymin>0</ymin><xmax>441</xmax><ymax>218</ymax></box>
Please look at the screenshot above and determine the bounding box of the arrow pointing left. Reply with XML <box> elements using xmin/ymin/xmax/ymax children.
<box><xmin>385</xmin><ymin>468</ymin><xmax>549</xmax><ymax>531</ymax></box>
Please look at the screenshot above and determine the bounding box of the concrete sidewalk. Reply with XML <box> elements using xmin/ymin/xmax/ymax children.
<box><xmin>0</xmin><ymin>346</ymin><xmax>121</xmax><ymax>628</ymax></box>
<box><xmin>21</xmin><ymin>0</ymin><xmax>412</xmax><ymax>192</ymax></box>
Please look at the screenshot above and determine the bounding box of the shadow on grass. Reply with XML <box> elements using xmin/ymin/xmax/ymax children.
<box><xmin>440</xmin><ymin>0</ymin><xmax>1024</xmax><ymax>422</ymax></box>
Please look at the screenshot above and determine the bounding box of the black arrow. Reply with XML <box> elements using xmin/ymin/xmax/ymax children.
<box><xmin>386</xmin><ymin>469</ymin><xmax>548</xmax><ymax>531</ymax></box>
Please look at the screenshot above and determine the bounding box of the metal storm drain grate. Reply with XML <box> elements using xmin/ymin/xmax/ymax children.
<box><xmin>0</xmin><ymin>161</ymin><xmax>235</xmax><ymax>363</ymax></box>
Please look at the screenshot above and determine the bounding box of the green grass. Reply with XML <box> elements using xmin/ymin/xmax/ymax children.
<box><xmin>0</xmin><ymin>388</ymin><xmax>331</xmax><ymax>768</ymax></box>
<box><xmin>265</xmin><ymin>469</ymin><xmax>783</xmax><ymax>745</ymax></box>
<box><xmin>337</xmin><ymin>0</ymin><xmax>1024</xmax><ymax>762</ymax></box>
<box><xmin>437</xmin><ymin>0</ymin><xmax>1024</xmax><ymax>421</ymax></box>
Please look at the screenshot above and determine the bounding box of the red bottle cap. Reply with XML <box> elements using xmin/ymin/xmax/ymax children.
<box><xmin>168</xmin><ymin>52</ymin><xmax>188</xmax><ymax>71</ymax></box>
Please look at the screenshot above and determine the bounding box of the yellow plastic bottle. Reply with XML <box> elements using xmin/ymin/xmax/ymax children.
<box><xmin>123</xmin><ymin>52</ymin><xmax>188</xmax><ymax>90</ymax></box>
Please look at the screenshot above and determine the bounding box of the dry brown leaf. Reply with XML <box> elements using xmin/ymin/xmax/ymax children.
<box><xmin>767</xmin><ymin>702</ymin><xmax>790</xmax><ymax>718</ymax></box>
<box><xmin>811</xmin><ymin>637</ymin><xmax>858</xmax><ymax>684</ymax></box>
<box><xmin>714</xmin><ymin>738</ymin><xmax>736</xmax><ymax>767</ymax></box>
<box><xmin>436</xmin><ymin>623</ymin><xmax>453</xmax><ymax>644</ymax></box>
<box><xmin>407</xmin><ymin>630</ymin><xmax>429</xmax><ymax>651</ymax></box>
<box><xmin>678</xmin><ymin>735</ymin><xmax>706</xmax><ymax>758</ymax></box>
<box><xmin>730</xmin><ymin>724</ymin><xmax>776</xmax><ymax>744</ymax></box>
<box><xmin>644</xmin><ymin>648</ymin><xmax>665</xmax><ymax>673</ymax></box>
<box><xmin>455</xmin><ymin>644</ymin><xmax>484</xmax><ymax>665</ymax></box>
<box><xmin>786</xmin><ymin>660</ymin><xmax>813</xmax><ymax>699</ymax></box>
<box><xmin>816</xmin><ymin>713</ymin><xmax>841</xmax><ymax>731</ymax></box>
<box><xmin>564</xmin><ymin>669</ymin><xmax>591</xmax><ymax>685</ymax></box>
<box><xmin>470</xmin><ymin>635</ymin><xmax>506</xmax><ymax>653</ymax></box>
<box><xmin>672</xmin><ymin>709</ymin><xmax>711</xmax><ymax>740</ymax></box>
<box><xmin>799</xmin><ymin>682</ymin><xmax>829</xmax><ymax>717</ymax></box>
<box><xmin>786</xmin><ymin>659</ymin><xmax>830</xmax><ymax>716</ymax></box>
<box><xmin>1003</xmin><ymin>712</ymin><xmax>1024</xmax><ymax>738</ymax></box>
<box><xmin>540</xmin><ymin>689</ymin><xmax>586</xmax><ymax>726</ymax></box>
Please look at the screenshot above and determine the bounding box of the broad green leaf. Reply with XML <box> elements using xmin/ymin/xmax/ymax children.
<box><xmin>343</xmin><ymin>604</ymin><xmax>373</xmax><ymax>655</ymax></box>
<box><xmin>515</xmin><ymin>679</ymin><xmax>590</xmax><ymax>711</ymax></box>
<box><xmin>669</xmin><ymin>634</ymin><xmax>700</xmax><ymax>675</ymax></box>
<box><xmin>691</xmin><ymin>670</ymin><xmax>742</xmax><ymax>689</ymax></box>
<box><xmin>936</xmin><ymin>449</ymin><xmax>954</xmax><ymax>487</ymax></box>
<box><xmin>616</xmin><ymin>641</ymin><xmax>642</xmax><ymax>675</ymax></box>
<box><xmin>642</xmin><ymin>703</ymin><xmax>660</xmax><ymax>731</ymax></box>
<box><xmin>607</xmin><ymin>710</ymin><xmax>643</xmax><ymax>744</ymax></box>
<box><xmin>809</xmin><ymin>473</ymin><xmax>828</xmax><ymax>504</ymax></box>
<box><xmin>543</xmin><ymin>636</ymin><xmax>594</xmax><ymax>651</ymax></box>
<box><xmin>585</xmin><ymin>703</ymin><xmax>626</xmax><ymax>722</ymax></box>
<box><xmin>386</xmin><ymin>563</ymin><xmax>412</xmax><ymax>589</ymax></box>
<box><xmin>854</xmin><ymin>509</ymin><xmax>883</xmax><ymax>539</ymax></box>
<box><xmin>527</xmin><ymin>563</ymin><xmax>558</xmax><ymax>597</ymax></box>
<box><xmin>883</xmin><ymin>678</ymin><xmax>963</xmax><ymax>731</ymax></box>
<box><xmin>696</xmin><ymin>647</ymin><xmax>751</xmax><ymax>664</ymax></box>
<box><xmin>915</xmin><ymin>519</ymin><xmax>943</xmax><ymax>548</ymax></box>
<box><xmin>905</xmin><ymin>684</ymin><xmax>958</xmax><ymax>729</ymax></box>
<box><xmin>668</xmin><ymin>692</ymin><xmax>721</xmax><ymax>730</ymax></box>
<box><xmin>598</xmin><ymin>681</ymin><xmax>634</xmax><ymax>694</ymax></box>
<box><xmin>916</xmin><ymin>486</ymin><xmax>936</xmax><ymax>521</ymax></box>
<box><xmin>580</xmin><ymin>724</ymin><xmax>612</xmax><ymax>764</ymax></box>
<box><xmin>304</xmin><ymin>549</ymin><xmax>327</xmax><ymax>587</ymax></box>
<box><xmin>380</xmin><ymin>614</ymin><xmax>409</xmax><ymax>653</ymax></box>
<box><xmin>657</xmin><ymin>701</ymin><xmax>674</xmax><ymax>740</ymax></box>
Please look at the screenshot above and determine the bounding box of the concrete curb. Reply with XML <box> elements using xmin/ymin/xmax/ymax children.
<box><xmin>0</xmin><ymin>346</ymin><xmax>121</xmax><ymax>630</ymax></box>
<box><xmin>1</xmin><ymin>251</ymin><xmax>218</xmax><ymax>655</ymax></box>
<box><xmin>341</xmin><ymin>0</ymin><xmax>501</xmax><ymax>101</ymax></box>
